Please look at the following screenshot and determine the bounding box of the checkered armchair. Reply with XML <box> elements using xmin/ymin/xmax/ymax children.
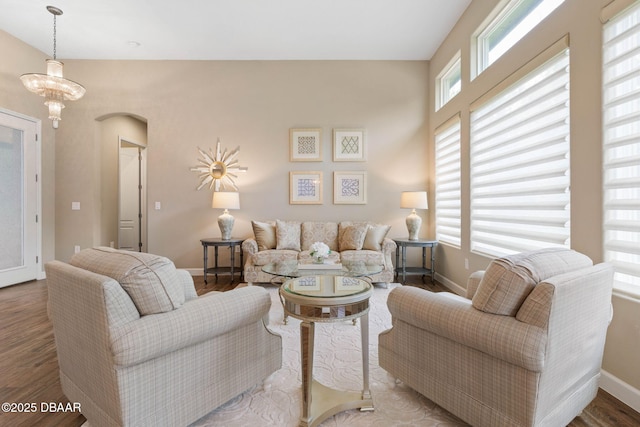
<box><xmin>379</xmin><ymin>248</ymin><xmax>614</xmax><ymax>427</ymax></box>
<box><xmin>45</xmin><ymin>247</ymin><xmax>282</xmax><ymax>427</ymax></box>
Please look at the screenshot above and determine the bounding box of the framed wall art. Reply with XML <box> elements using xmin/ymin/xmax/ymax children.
<box><xmin>333</xmin><ymin>128</ymin><xmax>366</xmax><ymax>162</ymax></box>
<box><xmin>290</xmin><ymin>171</ymin><xmax>323</xmax><ymax>204</ymax></box>
<box><xmin>290</xmin><ymin>128</ymin><xmax>322</xmax><ymax>161</ymax></box>
<box><xmin>333</xmin><ymin>171</ymin><xmax>367</xmax><ymax>204</ymax></box>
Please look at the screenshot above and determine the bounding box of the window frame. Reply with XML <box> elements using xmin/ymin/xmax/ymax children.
<box><xmin>436</xmin><ymin>52</ymin><xmax>462</xmax><ymax>111</ymax></box>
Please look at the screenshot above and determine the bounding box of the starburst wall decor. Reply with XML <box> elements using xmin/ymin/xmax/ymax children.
<box><xmin>190</xmin><ymin>138</ymin><xmax>248</xmax><ymax>191</ymax></box>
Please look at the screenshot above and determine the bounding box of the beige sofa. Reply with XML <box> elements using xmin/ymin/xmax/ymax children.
<box><xmin>379</xmin><ymin>248</ymin><xmax>614</xmax><ymax>427</ymax></box>
<box><xmin>45</xmin><ymin>247</ymin><xmax>282</xmax><ymax>427</ymax></box>
<box><xmin>243</xmin><ymin>220</ymin><xmax>396</xmax><ymax>284</ymax></box>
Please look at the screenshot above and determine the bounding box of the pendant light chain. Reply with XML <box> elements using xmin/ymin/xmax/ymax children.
<box><xmin>52</xmin><ymin>13</ymin><xmax>57</xmax><ymax>59</ymax></box>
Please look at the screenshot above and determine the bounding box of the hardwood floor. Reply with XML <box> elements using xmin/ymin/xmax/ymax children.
<box><xmin>0</xmin><ymin>275</ymin><xmax>638</xmax><ymax>426</ymax></box>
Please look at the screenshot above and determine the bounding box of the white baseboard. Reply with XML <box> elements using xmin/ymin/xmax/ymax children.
<box><xmin>435</xmin><ymin>272</ymin><xmax>466</xmax><ymax>296</ymax></box>
<box><xmin>184</xmin><ymin>268</ymin><xmax>203</xmax><ymax>276</ymax></box>
<box><xmin>599</xmin><ymin>369</ymin><xmax>640</xmax><ymax>413</ymax></box>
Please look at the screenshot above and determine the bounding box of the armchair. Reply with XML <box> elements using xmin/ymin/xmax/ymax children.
<box><xmin>45</xmin><ymin>247</ymin><xmax>282</xmax><ymax>427</ymax></box>
<box><xmin>379</xmin><ymin>248</ymin><xmax>614</xmax><ymax>427</ymax></box>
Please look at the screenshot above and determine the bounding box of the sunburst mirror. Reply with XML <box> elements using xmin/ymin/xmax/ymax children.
<box><xmin>190</xmin><ymin>138</ymin><xmax>248</xmax><ymax>191</ymax></box>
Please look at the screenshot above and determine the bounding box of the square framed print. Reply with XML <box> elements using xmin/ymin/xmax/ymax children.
<box><xmin>290</xmin><ymin>128</ymin><xmax>322</xmax><ymax>161</ymax></box>
<box><xmin>290</xmin><ymin>171</ymin><xmax>323</xmax><ymax>204</ymax></box>
<box><xmin>333</xmin><ymin>171</ymin><xmax>367</xmax><ymax>204</ymax></box>
<box><xmin>333</xmin><ymin>129</ymin><xmax>366</xmax><ymax>162</ymax></box>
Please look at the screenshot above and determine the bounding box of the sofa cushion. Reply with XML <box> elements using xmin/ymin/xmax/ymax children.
<box><xmin>276</xmin><ymin>220</ymin><xmax>301</xmax><ymax>251</ymax></box>
<box><xmin>299</xmin><ymin>250</ymin><xmax>341</xmax><ymax>263</ymax></box>
<box><xmin>252</xmin><ymin>249</ymin><xmax>299</xmax><ymax>266</ymax></box>
<box><xmin>363</xmin><ymin>224</ymin><xmax>391</xmax><ymax>251</ymax></box>
<box><xmin>472</xmin><ymin>247</ymin><xmax>593</xmax><ymax>316</ymax></box>
<box><xmin>70</xmin><ymin>247</ymin><xmax>185</xmax><ymax>316</ymax></box>
<box><xmin>339</xmin><ymin>224</ymin><xmax>369</xmax><ymax>250</ymax></box>
<box><xmin>340</xmin><ymin>249</ymin><xmax>385</xmax><ymax>265</ymax></box>
<box><xmin>252</xmin><ymin>220</ymin><xmax>277</xmax><ymax>251</ymax></box>
<box><xmin>301</xmin><ymin>221</ymin><xmax>339</xmax><ymax>251</ymax></box>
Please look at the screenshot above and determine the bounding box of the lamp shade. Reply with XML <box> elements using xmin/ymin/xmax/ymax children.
<box><xmin>212</xmin><ymin>191</ymin><xmax>240</xmax><ymax>210</ymax></box>
<box><xmin>400</xmin><ymin>191</ymin><xmax>428</xmax><ymax>210</ymax></box>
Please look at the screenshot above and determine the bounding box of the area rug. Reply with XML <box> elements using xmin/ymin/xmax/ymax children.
<box><xmin>190</xmin><ymin>284</ymin><xmax>465</xmax><ymax>427</ymax></box>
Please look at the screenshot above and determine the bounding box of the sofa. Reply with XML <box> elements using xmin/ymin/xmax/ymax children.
<box><xmin>45</xmin><ymin>247</ymin><xmax>282</xmax><ymax>427</ymax></box>
<box><xmin>379</xmin><ymin>247</ymin><xmax>614</xmax><ymax>427</ymax></box>
<box><xmin>243</xmin><ymin>220</ymin><xmax>396</xmax><ymax>284</ymax></box>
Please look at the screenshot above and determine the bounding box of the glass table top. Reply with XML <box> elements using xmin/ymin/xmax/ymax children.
<box><xmin>282</xmin><ymin>275</ymin><xmax>371</xmax><ymax>298</ymax></box>
<box><xmin>262</xmin><ymin>259</ymin><xmax>383</xmax><ymax>278</ymax></box>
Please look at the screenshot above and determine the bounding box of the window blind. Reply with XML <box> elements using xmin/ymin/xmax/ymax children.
<box><xmin>470</xmin><ymin>48</ymin><xmax>570</xmax><ymax>257</ymax></box>
<box><xmin>603</xmin><ymin>1</ymin><xmax>640</xmax><ymax>298</ymax></box>
<box><xmin>435</xmin><ymin>116</ymin><xmax>462</xmax><ymax>247</ymax></box>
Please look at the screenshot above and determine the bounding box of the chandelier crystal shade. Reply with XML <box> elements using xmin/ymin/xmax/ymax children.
<box><xmin>20</xmin><ymin>6</ymin><xmax>85</xmax><ymax>129</ymax></box>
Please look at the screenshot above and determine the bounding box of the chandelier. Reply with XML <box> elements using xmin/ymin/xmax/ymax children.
<box><xmin>20</xmin><ymin>6</ymin><xmax>86</xmax><ymax>129</ymax></box>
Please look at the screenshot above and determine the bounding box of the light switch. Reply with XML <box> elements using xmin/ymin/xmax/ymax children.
<box><xmin>71</xmin><ymin>202</ymin><xmax>80</xmax><ymax>210</ymax></box>
<box><xmin>155</xmin><ymin>201</ymin><xmax>161</xmax><ymax>210</ymax></box>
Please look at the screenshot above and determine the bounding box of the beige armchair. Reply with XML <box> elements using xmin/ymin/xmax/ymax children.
<box><xmin>45</xmin><ymin>247</ymin><xmax>282</xmax><ymax>427</ymax></box>
<box><xmin>379</xmin><ymin>248</ymin><xmax>614</xmax><ymax>427</ymax></box>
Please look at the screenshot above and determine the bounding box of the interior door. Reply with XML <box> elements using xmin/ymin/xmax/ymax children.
<box><xmin>0</xmin><ymin>110</ymin><xmax>40</xmax><ymax>288</ymax></box>
<box><xmin>118</xmin><ymin>139</ymin><xmax>146</xmax><ymax>252</ymax></box>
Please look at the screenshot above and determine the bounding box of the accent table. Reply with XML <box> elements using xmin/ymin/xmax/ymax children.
<box><xmin>280</xmin><ymin>276</ymin><xmax>374</xmax><ymax>427</ymax></box>
<box><xmin>393</xmin><ymin>238</ymin><xmax>438</xmax><ymax>284</ymax></box>
<box><xmin>200</xmin><ymin>237</ymin><xmax>244</xmax><ymax>285</ymax></box>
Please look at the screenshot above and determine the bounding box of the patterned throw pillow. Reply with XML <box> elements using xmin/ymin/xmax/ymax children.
<box><xmin>362</xmin><ymin>224</ymin><xmax>391</xmax><ymax>251</ymax></box>
<box><xmin>252</xmin><ymin>220</ymin><xmax>276</xmax><ymax>251</ymax></box>
<box><xmin>339</xmin><ymin>224</ymin><xmax>369</xmax><ymax>251</ymax></box>
<box><xmin>276</xmin><ymin>220</ymin><xmax>301</xmax><ymax>251</ymax></box>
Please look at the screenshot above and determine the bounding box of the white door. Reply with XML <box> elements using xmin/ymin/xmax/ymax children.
<box><xmin>0</xmin><ymin>110</ymin><xmax>40</xmax><ymax>288</ymax></box>
<box><xmin>118</xmin><ymin>140</ymin><xmax>146</xmax><ymax>252</ymax></box>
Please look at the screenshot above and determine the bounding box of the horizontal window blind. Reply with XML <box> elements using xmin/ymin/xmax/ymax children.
<box><xmin>435</xmin><ymin>117</ymin><xmax>462</xmax><ymax>247</ymax></box>
<box><xmin>470</xmin><ymin>48</ymin><xmax>570</xmax><ymax>257</ymax></box>
<box><xmin>603</xmin><ymin>1</ymin><xmax>640</xmax><ymax>298</ymax></box>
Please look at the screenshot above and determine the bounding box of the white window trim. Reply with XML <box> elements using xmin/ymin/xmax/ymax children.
<box><xmin>435</xmin><ymin>114</ymin><xmax>462</xmax><ymax>247</ymax></box>
<box><xmin>436</xmin><ymin>52</ymin><xmax>462</xmax><ymax>111</ymax></box>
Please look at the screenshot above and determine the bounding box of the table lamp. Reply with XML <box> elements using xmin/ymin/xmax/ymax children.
<box><xmin>400</xmin><ymin>191</ymin><xmax>428</xmax><ymax>240</ymax></box>
<box><xmin>212</xmin><ymin>191</ymin><xmax>240</xmax><ymax>240</ymax></box>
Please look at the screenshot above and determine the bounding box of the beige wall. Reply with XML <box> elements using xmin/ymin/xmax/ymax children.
<box><xmin>53</xmin><ymin>60</ymin><xmax>430</xmax><ymax>267</ymax></box>
<box><xmin>428</xmin><ymin>0</ymin><xmax>639</xmax><ymax>404</ymax></box>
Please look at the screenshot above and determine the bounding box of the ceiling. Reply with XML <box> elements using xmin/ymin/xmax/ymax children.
<box><xmin>0</xmin><ymin>0</ymin><xmax>471</xmax><ymax>61</ymax></box>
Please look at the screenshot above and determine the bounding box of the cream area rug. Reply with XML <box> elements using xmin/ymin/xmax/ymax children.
<box><xmin>190</xmin><ymin>283</ymin><xmax>465</xmax><ymax>427</ymax></box>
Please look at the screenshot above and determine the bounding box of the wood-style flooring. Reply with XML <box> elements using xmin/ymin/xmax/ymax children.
<box><xmin>0</xmin><ymin>274</ymin><xmax>638</xmax><ymax>427</ymax></box>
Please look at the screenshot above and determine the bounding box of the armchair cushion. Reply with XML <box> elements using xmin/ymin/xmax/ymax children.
<box><xmin>251</xmin><ymin>220</ymin><xmax>276</xmax><ymax>251</ymax></box>
<box><xmin>472</xmin><ymin>247</ymin><xmax>593</xmax><ymax>316</ymax></box>
<box><xmin>70</xmin><ymin>247</ymin><xmax>185</xmax><ymax>315</ymax></box>
<box><xmin>276</xmin><ymin>220</ymin><xmax>301</xmax><ymax>251</ymax></box>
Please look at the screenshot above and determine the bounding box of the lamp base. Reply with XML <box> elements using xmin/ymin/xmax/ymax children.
<box><xmin>218</xmin><ymin>210</ymin><xmax>235</xmax><ymax>240</ymax></box>
<box><xmin>406</xmin><ymin>210</ymin><xmax>422</xmax><ymax>241</ymax></box>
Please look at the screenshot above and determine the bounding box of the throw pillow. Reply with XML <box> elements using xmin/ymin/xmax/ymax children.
<box><xmin>339</xmin><ymin>224</ymin><xmax>369</xmax><ymax>251</ymax></box>
<box><xmin>252</xmin><ymin>220</ymin><xmax>276</xmax><ymax>251</ymax></box>
<box><xmin>362</xmin><ymin>224</ymin><xmax>391</xmax><ymax>251</ymax></box>
<box><xmin>70</xmin><ymin>247</ymin><xmax>185</xmax><ymax>316</ymax></box>
<box><xmin>276</xmin><ymin>220</ymin><xmax>301</xmax><ymax>251</ymax></box>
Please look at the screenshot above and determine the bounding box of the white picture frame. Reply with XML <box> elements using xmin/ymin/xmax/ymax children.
<box><xmin>333</xmin><ymin>129</ymin><xmax>366</xmax><ymax>162</ymax></box>
<box><xmin>290</xmin><ymin>128</ymin><xmax>322</xmax><ymax>162</ymax></box>
<box><xmin>290</xmin><ymin>171</ymin><xmax>323</xmax><ymax>204</ymax></box>
<box><xmin>333</xmin><ymin>171</ymin><xmax>367</xmax><ymax>204</ymax></box>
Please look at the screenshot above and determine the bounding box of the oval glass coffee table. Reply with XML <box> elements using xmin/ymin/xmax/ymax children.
<box><xmin>280</xmin><ymin>275</ymin><xmax>374</xmax><ymax>427</ymax></box>
<box><xmin>262</xmin><ymin>259</ymin><xmax>383</xmax><ymax>280</ymax></box>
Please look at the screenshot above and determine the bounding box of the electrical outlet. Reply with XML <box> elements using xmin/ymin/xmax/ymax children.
<box><xmin>465</xmin><ymin>258</ymin><xmax>469</xmax><ymax>270</ymax></box>
<box><xmin>74</xmin><ymin>245</ymin><xmax>80</xmax><ymax>254</ymax></box>
<box><xmin>155</xmin><ymin>201</ymin><xmax>161</xmax><ymax>210</ymax></box>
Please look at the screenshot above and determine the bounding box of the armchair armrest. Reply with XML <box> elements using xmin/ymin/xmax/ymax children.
<box><xmin>387</xmin><ymin>286</ymin><xmax>547</xmax><ymax>371</ymax></box>
<box><xmin>110</xmin><ymin>286</ymin><xmax>272</xmax><ymax>366</ymax></box>
<box><xmin>176</xmin><ymin>269</ymin><xmax>198</xmax><ymax>301</ymax></box>
<box><xmin>243</xmin><ymin>238</ymin><xmax>258</xmax><ymax>256</ymax></box>
<box><xmin>466</xmin><ymin>270</ymin><xmax>485</xmax><ymax>299</ymax></box>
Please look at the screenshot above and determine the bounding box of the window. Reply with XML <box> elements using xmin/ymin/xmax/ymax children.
<box><xmin>474</xmin><ymin>0</ymin><xmax>565</xmax><ymax>77</ymax></box>
<box><xmin>435</xmin><ymin>117</ymin><xmax>462</xmax><ymax>247</ymax></box>
<box><xmin>603</xmin><ymin>1</ymin><xmax>640</xmax><ymax>297</ymax></box>
<box><xmin>470</xmin><ymin>42</ymin><xmax>570</xmax><ymax>258</ymax></box>
<box><xmin>436</xmin><ymin>53</ymin><xmax>461</xmax><ymax>110</ymax></box>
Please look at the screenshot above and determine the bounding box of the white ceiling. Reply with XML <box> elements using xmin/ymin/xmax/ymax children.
<box><xmin>0</xmin><ymin>0</ymin><xmax>471</xmax><ymax>60</ymax></box>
